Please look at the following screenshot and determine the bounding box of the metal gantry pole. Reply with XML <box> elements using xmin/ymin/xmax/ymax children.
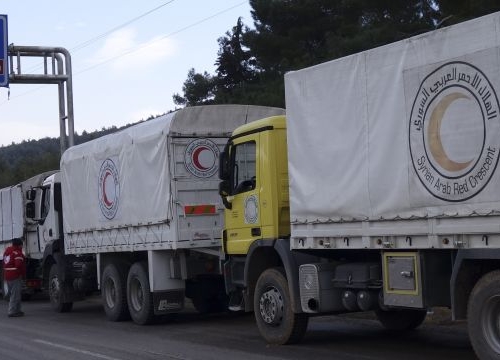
<box><xmin>7</xmin><ymin>45</ymin><xmax>75</xmax><ymax>153</ymax></box>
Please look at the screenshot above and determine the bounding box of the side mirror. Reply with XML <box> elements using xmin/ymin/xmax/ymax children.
<box><xmin>219</xmin><ymin>180</ymin><xmax>232</xmax><ymax>209</ymax></box>
<box><xmin>26</xmin><ymin>202</ymin><xmax>35</xmax><ymax>219</ymax></box>
<box><xmin>219</xmin><ymin>151</ymin><xmax>229</xmax><ymax>180</ymax></box>
<box><xmin>219</xmin><ymin>180</ymin><xmax>230</xmax><ymax>197</ymax></box>
<box><xmin>26</xmin><ymin>189</ymin><xmax>36</xmax><ymax>201</ymax></box>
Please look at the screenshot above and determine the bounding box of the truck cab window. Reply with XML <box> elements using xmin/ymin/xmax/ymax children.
<box><xmin>232</xmin><ymin>141</ymin><xmax>256</xmax><ymax>194</ymax></box>
<box><xmin>40</xmin><ymin>187</ymin><xmax>50</xmax><ymax>220</ymax></box>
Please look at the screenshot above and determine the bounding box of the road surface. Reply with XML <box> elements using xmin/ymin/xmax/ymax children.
<box><xmin>0</xmin><ymin>295</ymin><xmax>476</xmax><ymax>359</ymax></box>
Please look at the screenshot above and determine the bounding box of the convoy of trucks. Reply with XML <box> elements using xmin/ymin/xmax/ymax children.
<box><xmin>1</xmin><ymin>105</ymin><xmax>284</xmax><ymax>322</ymax></box>
<box><xmin>2</xmin><ymin>11</ymin><xmax>500</xmax><ymax>360</ymax></box>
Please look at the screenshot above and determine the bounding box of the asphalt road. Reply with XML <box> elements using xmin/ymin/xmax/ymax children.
<box><xmin>0</xmin><ymin>295</ymin><xmax>476</xmax><ymax>360</ymax></box>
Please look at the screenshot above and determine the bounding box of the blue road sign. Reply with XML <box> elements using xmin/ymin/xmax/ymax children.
<box><xmin>0</xmin><ymin>15</ymin><xmax>8</xmax><ymax>87</ymax></box>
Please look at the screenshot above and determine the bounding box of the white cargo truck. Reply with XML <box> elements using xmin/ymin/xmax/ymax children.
<box><xmin>218</xmin><ymin>12</ymin><xmax>500</xmax><ymax>359</ymax></box>
<box><xmin>22</xmin><ymin>105</ymin><xmax>283</xmax><ymax>323</ymax></box>
<box><xmin>0</xmin><ymin>171</ymin><xmax>57</xmax><ymax>298</ymax></box>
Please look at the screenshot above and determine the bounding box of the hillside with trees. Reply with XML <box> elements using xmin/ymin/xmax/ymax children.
<box><xmin>0</xmin><ymin>121</ymin><xmax>154</xmax><ymax>188</ymax></box>
<box><xmin>3</xmin><ymin>0</ymin><xmax>500</xmax><ymax>188</ymax></box>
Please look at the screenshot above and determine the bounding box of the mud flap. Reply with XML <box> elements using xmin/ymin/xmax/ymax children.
<box><xmin>153</xmin><ymin>289</ymin><xmax>184</xmax><ymax>315</ymax></box>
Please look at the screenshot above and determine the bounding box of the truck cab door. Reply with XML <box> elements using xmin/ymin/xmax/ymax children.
<box><xmin>225</xmin><ymin>139</ymin><xmax>261</xmax><ymax>254</ymax></box>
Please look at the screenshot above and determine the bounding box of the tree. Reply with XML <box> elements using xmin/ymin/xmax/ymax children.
<box><xmin>215</xmin><ymin>17</ymin><xmax>254</xmax><ymax>92</ymax></box>
<box><xmin>435</xmin><ymin>0</ymin><xmax>500</xmax><ymax>26</ymax></box>
<box><xmin>0</xmin><ymin>156</ymin><xmax>13</xmax><ymax>188</ymax></box>
<box><xmin>246</xmin><ymin>0</ymin><xmax>439</xmax><ymax>72</ymax></box>
<box><xmin>174</xmin><ymin>18</ymin><xmax>258</xmax><ymax>106</ymax></box>
<box><xmin>246</xmin><ymin>0</ymin><xmax>335</xmax><ymax>75</ymax></box>
<box><xmin>330</xmin><ymin>0</ymin><xmax>439</xmax><ymax>57</ymax></box>
<box><xmin>172</xmin><ymin>68</ymin><xmax>216</xmax><ymax>106</ymax></box>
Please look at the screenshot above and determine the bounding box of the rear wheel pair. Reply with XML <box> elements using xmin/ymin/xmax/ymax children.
<box><xmin>101</xmin><ymin>262</ymin><xmax>154</xmax><ymax>325</ymax></box>
<box><xmin>46</xmin><ymin>260</ymin><xmax>155</xmax><ymax>325</ymax></box>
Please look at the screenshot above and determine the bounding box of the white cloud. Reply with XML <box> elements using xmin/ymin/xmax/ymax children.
<box><xmin>87</xmin><ymin>28</ymin><xmax>177</xmax><ymax>73</ymax></box>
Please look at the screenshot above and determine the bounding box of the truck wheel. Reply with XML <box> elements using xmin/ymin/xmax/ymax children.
<box><xmin>48</xmin><ymin>264</ymin><xmax>73</xmax><ymax>313</ymax></box>
<box><xmin>102</xmin><ymin>263</ymin><xmax>130</xmax><ymax>321</ymax></box>
<box><xmin>375</xmin><ymin>308</ymin><xmax>426</xmax><ymax>331</ymax></box>
<box><xmin>468</xmin><ymin>270</ymin><xmax>500</xmax><ymax>359</ymax></box>
<box><xmin>127</xmin><ymin>262</ymin><xmax>154</xmax><ymax>325</ymax></box>
<box><xmin>254</xmin><ymin>267</ymin><xmax>308</xmax><ymax>344</ymax></box>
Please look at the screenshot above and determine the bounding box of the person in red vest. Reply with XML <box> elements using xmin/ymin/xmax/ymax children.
<box><xmin>3</xmin><ymin>237</ymin><xmax>26</xmax><ymax>317</ymax></box>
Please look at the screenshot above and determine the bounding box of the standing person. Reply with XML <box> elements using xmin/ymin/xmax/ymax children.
<box><xmin>3</xmin><ymin>237</ymin><xmax>26</xmax><ymax>317</ymax></box>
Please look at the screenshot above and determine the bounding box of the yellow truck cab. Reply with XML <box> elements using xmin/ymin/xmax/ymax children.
<box><xmin>219</xmin><ymin>115</ymin><xmax>318</xmax><ymax>344</ymax></box>
<box><xmin>220</xmin><ymin>115</ymin><xmax>289</xmax><ymax>253</ymax></box>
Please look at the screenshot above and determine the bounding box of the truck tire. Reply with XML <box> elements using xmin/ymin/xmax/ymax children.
<box><xmin>102</xmin><ymin>263</ymin><xmax>130</xmax><ymax>321</ymax></box>
<box><xmin>468</xmin><ymin>270</ymin><xmax>500</xmax><ymax>360</ymax></box>
<box><xmin>254</xmin><ymin>267</ymin><xmax>308</xmax><ymax>344</ymax></box>
<box><xmin>127</xmin><ymin>262</ymin><xmax>154</xmax><ymax>325</ymax></box>
<box><xmin>48</xmin><ymin>263</ymin><xmax>73</xmax><ymax>313</ymax></box>
<box><xmin>375</xmin><ymin>308</ymin><xmax>426</xmax><ymax>331</ymax></box>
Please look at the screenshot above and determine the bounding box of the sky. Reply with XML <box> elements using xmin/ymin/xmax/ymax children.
<box><xmin>0</xmin><ymin>0</ymin><xmax>252</xmax><ymax>146</ymax></box>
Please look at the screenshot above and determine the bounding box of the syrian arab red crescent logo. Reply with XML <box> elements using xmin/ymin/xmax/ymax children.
<box><xmin>409</xmin><ymin>61</ymin><xmax>500</xmax><ymax>202</ymax></box>
<box><xmin>184</xmin><ymin>139</ymin><xmax>219</xmax><ymax>178</ymax></box>
<box><xmin>98</xmin><ymin>159</ymin><xmax>120</xmax><ymax>219</ymax></box>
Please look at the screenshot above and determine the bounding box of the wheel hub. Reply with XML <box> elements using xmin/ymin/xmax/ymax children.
<box><xmin>104</xmin><ymin>279</ymin><xmax>117</xmax><ymax>308</ymax></box>
<box><xmin>259</xmin><ymin>287</ymin><xmax>284</xmax><ymax>325</ymax></box>
<box><xmin>130</xmin><ymin>277</ymin><xmax>144</xmax><ymax>312</ymax></box>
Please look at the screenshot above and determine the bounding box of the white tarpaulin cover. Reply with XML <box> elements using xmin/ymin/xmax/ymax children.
<box><xmin>1</xmin><ymin>186</ymin><xmax>25</xmax><ymax>242</ymax></box>
<box><xmin>61</xmin><ymin>105</ymin><xmax>284</xmax><ymax>233</ymax></box>
<box><xmin>285</xmin><ymin>12</ymin><xmax>500</xmax><ymax>223</ymax></box>
<box><xmin>1</xmin><ymin>187</ymin><xmax>14</xmax><ymax>241</ymax></box>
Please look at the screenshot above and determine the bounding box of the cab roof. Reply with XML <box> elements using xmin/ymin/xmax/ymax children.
<box><xmin>232</xmin><ymin>115</ymin><xmax>286</xmax><ymax>138</ymax></box>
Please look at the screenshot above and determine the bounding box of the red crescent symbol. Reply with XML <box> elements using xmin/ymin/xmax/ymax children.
<box><xmin>193</xmin><ymin>146</ymin><xmax>210</xmax><ymax>170</ymax></box>
<box><xmin>102</xmin><ymin>171</ymin><xmax>113</xmax><ymax>207</ymax></box>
